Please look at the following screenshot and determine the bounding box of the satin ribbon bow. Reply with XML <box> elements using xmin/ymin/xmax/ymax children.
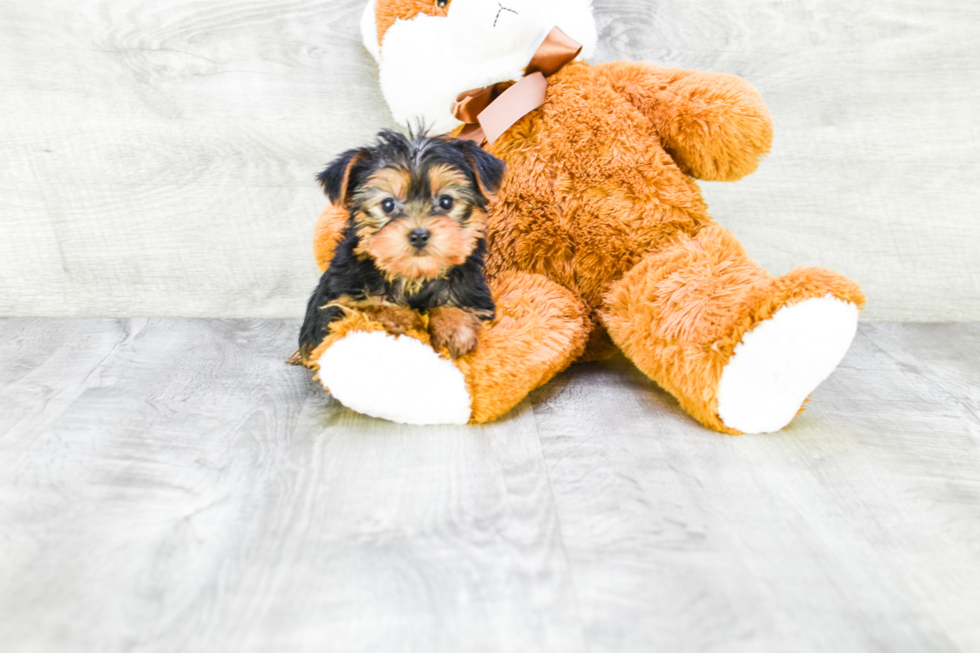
<box><xmin>451</xmin><ymin>26</ymin><xmax>582</xmax><ymax>147</ymax></box>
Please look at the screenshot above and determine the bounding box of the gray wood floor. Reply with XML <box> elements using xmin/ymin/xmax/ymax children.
<box><xmin>1</xmin><ymin>319</ymin><xmax>979</xmax><ymax>653</ymax></box>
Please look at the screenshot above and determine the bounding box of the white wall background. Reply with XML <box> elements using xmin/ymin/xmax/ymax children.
<box><xmin>1</xmin><ymin>0</ymin><xmax>977</xmax><ymax>321</ymax></box>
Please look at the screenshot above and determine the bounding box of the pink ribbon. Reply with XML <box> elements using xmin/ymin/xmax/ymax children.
<box><xmin>451</xmin><ymin>27</ymin><xmax>582</xmax><ymax>146</ymax></box>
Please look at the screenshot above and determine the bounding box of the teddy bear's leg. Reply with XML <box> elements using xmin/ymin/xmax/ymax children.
<box><xmin>601</xmin><ymin>225</ymin><xmax>865</xmax><ymax>435</ymax></box>
<box><xmin>308</xmin><ymin>271</ymin><xmax>590</xmax><ymax>425</ymax></box>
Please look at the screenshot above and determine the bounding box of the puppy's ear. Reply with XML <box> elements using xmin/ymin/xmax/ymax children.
<box><xmin>317</xmin><ymin>148</ymin><xmax>369</xmax><ymax>205</ymax></box>
<box><xmin>457</xmin><ymin>140</ymin><xmax>506</xmax><ymax>202</ymax></box>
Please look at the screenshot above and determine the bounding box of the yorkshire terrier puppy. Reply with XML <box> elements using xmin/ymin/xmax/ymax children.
<box><xmin>296</xmin><ymin>130</ymin><xmax>505</xmax><ymax>364</ymax></box>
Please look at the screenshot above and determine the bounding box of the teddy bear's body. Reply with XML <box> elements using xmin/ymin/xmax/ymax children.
<box><xmin>483</xmin><ymin>61</ymin><xmax>764</xmax><ymax>323</ymax></box>
<box><xmin>303</xmin><ymin>0</ymin><xmax>864</xmax><ymax>434</ymax></box>
<box><xmin>487</xmin><ymin>62</ymin><xmax>712</xmax><ymax>306</ymax></box>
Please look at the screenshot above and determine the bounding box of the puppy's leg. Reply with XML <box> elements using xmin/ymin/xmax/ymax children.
<box><xmin>361</xmin><ymin>303</ymin><xmax>425</xmax><ymax>336</ymax></box>
<box><xmin>296</xmin><ymin>272</ymin><xmax>348</xmax><ymax>366</ymax></box>
<box><xmin>291</xmin><ymin>302</ymin><xmax>347</xmax><ymax>367</ymax></box>
<box><xmin>428</xmin><ymin>307</ymin><xmax>483</xmax><ymax>358</ymax></box>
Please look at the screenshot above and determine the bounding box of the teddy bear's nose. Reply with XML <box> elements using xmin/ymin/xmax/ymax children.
<box><xmin>408</xmin><ymin>228</ymin><xmax>430</xmax><ymax>248</ymax></box>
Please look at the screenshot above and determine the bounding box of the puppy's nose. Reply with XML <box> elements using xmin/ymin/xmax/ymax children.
<box><xmin>408</xmin><ymin>228</ymin><xmax>430</xmax><ymax>248</ymax></box>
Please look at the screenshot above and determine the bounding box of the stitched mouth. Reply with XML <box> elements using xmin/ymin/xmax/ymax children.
<box><xmin>493</xmin><ymin>2</ymin><xmax>518</xmax><ymax>28</ymax></box>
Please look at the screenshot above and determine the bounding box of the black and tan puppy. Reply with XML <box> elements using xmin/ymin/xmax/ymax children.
<box><xmin>296</xmin><ymin>130</ymin><xmax>505</xmax><ymax>364</ymax></box>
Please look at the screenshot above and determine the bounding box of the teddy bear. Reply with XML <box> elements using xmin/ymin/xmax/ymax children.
<box><xmin>299</xmin><ymin>0</ymin><xmax>865</xmax><ymax>435</ymax></box>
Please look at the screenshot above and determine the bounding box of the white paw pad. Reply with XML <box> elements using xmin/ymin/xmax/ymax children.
<box><xmin>716</xmin><ymin>294</ymin><xmax>859</xmax><ymax>434</ymax></box>
<box><xmin>316</xmin><ymin>331</ymin><xmax>472</xmax><ymax>425</ymax></box>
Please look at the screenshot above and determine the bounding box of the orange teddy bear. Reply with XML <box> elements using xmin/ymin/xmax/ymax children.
<box><xmin>301</xmin><ymin>0</ymin><xmax>864</xmax><ymax>434</ymax></box>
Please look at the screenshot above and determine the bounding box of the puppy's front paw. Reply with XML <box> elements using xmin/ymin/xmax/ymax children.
<box><xmin>429</xmin><ymin>307</ymin><xmax>482</xmax><ymax>358</ymax></box>
<box><xmin>364</xmin><ymin>305</ymin><xmax>425</xmax><ymax>336</ymax></box>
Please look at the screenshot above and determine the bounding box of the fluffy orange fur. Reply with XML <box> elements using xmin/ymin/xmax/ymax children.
<box><xmin>311</xmin><ymin>14</ymin><xmax>864</xmax><ymax>430</ymax></box>
<box><xmin>374</xmin><ymin>0</ymin><xmax>449</xmax><ymax>47</ymax></box>
<box><xmin>308</xmin><ymin>309</ymin><xmax>431</xmax><ymax>374</ymax></box>
<box><xmin>601</xmin><ymin>226</ymin><xmax>865</xmax><ymax>434</ymax></box>
<box><xmin>455</xmin><ymin>271</ymin><xmax>591</xmax><ymax>423</ymax></box>
<box><xmin>307</xmin><ymin>270</ymin><xmax>591</xmax><ymax>425</ymax></box>
<box><xmin>313</xmin><ymin>202</ymin><xmax>348</xmax><ymax>272</ymax></box>
<box><xmin>356</xmin><ymin>301</ymin><xmax>426</xmax><ymax>335</ymax></box>
<box><xmin>428</xmin><ymin>306</ymin><xmax>482</xmax><ymax>358</ymax></box>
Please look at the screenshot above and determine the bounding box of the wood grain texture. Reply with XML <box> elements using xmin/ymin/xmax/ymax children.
<box><xmin>0</xmin><ymin>318</ymin><xmax>315</xmax><ymax>652</ymax></box>
<box><xmin>195</xmin><ymin>397</ymin><xmax>587</xmax><ymax>653</ymax></box>
<box><xmin>0</xmin><ymin>0</ymin><xmax>395</xmax><ymax>318</ymax></box>
<box><xmin>0</xmin><ymin>318</ymin><xmax>586</xmax><ymax>653</ymax></box>
<box><xmin>1</xmin><ymin>319</ymin><xmax>979</xmax><ymax>652</ymax></box>
<box><xmin>0</xmin><ymin>0</ymin><xmax>978</xmax><ymax>320</ymax></box>
<box><xmin>530</xmin><ymin>322</ymin><xmax>980</xmax><ymax>652</ymax></box>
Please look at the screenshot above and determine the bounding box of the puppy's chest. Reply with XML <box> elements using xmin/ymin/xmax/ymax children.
<box><xmin>342</xmin><ymin>242</ymin><xmax>453</xmax><ymax>310</ymax></box>
<box><xmin>357</xmin><ymin>272</ymin><xmax>450</xmax><ymax>311</ymax></box>
<box><xmin>388</xmin><ymin>277</ymin><xmax>450</xmax><ymax>310</ymax></box>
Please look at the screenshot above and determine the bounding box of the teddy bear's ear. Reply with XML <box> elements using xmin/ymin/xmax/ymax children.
<box><xmin>360</xmin><ymin>0</ymin><xmax>381</xmax><ymax>62</ymax></box>
<box><xmin>317</xmin><ymin>149</ymin><xmax>369</xmax><ymax>206</ymax></box>
<box><xmin>457</xmin><ymin>140</ymin><xmax>505</xmax><ymax>202</ymax></box>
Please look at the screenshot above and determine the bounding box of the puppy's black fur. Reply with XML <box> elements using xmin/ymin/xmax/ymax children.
<box><xmin>298</xmin><ymin>130</ymin><xmax>505</xmax><ymax>360</ymax></box>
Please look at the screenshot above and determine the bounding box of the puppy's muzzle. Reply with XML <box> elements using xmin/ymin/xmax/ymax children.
<box><xmin>409</xmin><ymin>228</ymin><xmax>431</xmax><ymax>249</ymax></box>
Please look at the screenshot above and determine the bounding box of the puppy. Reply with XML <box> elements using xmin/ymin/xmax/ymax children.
<box><xmin>295</xmin><ymin>129</ymin><xmax>505</xmax><ymax>365</ymax></box>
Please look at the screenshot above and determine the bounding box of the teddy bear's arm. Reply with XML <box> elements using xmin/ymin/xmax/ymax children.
<box><xmin>598</xmin><ymin>62</ymin><xmax>773</xmax><ymax>182</ymax></box>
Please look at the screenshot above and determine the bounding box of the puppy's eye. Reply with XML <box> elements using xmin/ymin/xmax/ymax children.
<box><xmin>436</xmin><ymin>0</ymin><xmax>449</xmax><ymax>7</ymax></box>
<box><xmin>381</xmin><ymin>198</ymin><xmax>396</xmax><ymax>214</ymax></box>
<box><xmin>438</xmin><ymin>195</ymin><xmax>455</xmax><ymax>211</ymax></box>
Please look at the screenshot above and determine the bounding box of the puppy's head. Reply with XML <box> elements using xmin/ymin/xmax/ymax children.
<box><xmin>319</xmin><ymin>129</ymin><xmax>504</xmax><ymax>281</ymax></box>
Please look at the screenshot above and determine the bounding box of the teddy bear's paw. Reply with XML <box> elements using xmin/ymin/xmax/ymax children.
<box><xmin>716</xmin><ymin>294</ymin><xmax>859</xmax><ymax>434</ymax></box>
<box><xmin>316</xmin><ymin>330</ymin><xmax>472</xmax><ymax>425</ymax></box>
